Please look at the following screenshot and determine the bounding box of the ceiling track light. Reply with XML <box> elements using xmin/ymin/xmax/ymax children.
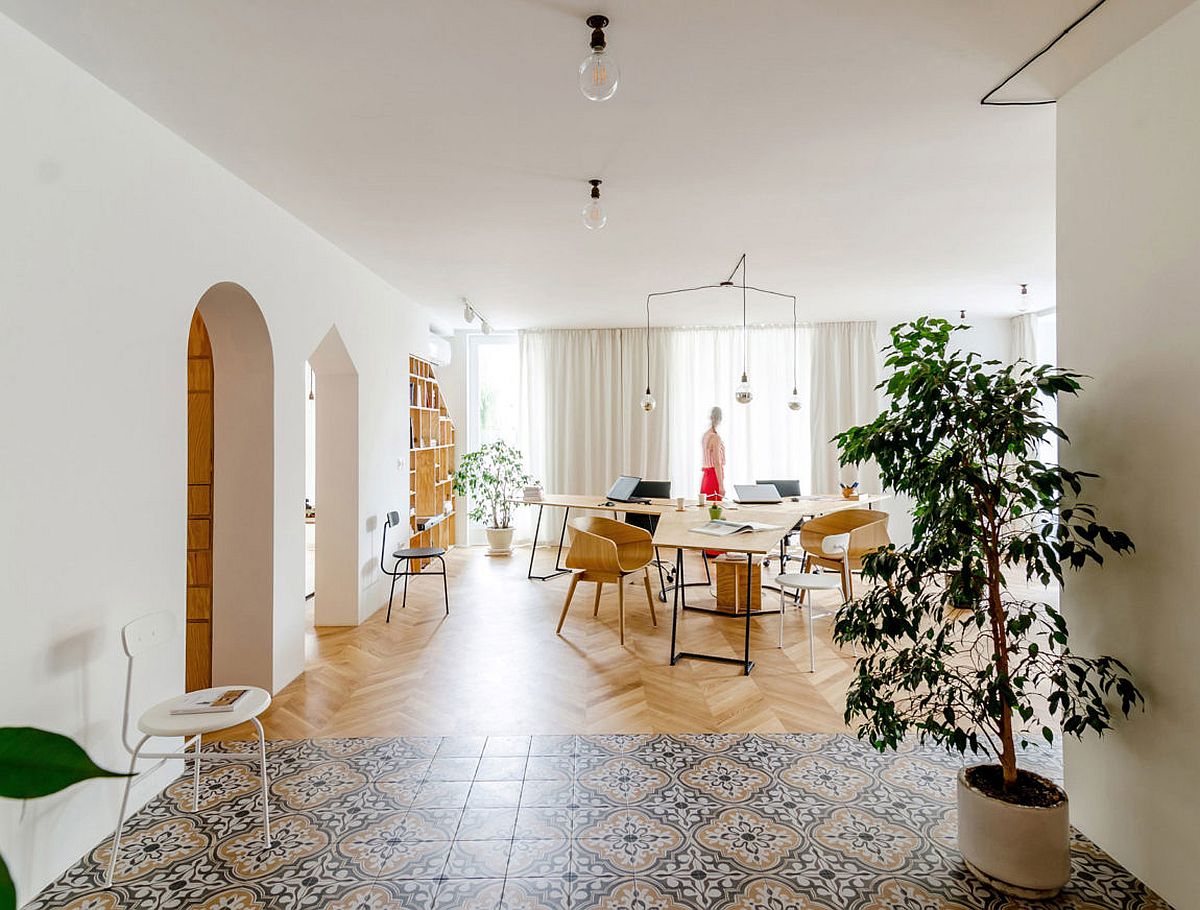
<box><xmin>579</xmin><ymin>14</ymin><xmax>619</xmax><ymax>102</ymax></box>
<box><xmin>582</xmin><ymin>178</ymin><xmax>606</xmax><ymax>230</ymax></box>
<box><xmin>462</xmin><ymin>298</ymin><xmax>494</xmax><ymax>334</ymax></box>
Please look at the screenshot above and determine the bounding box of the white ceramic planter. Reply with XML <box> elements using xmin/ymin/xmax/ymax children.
<box><xmin>956</xmin><ymin>766</ymin><xmax>1070</xmax><ymax>899</ymax></box>
<box><xmin>485</xmin><ymin>526</ymin><xmax>514</xmax><ymax>556</ymax></box>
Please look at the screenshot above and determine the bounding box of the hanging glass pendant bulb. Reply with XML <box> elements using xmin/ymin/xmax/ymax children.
<box><xmin>579</xmin><ymin>15</ymin><xmax>619</xmax><ymax>101</ymax></box>
<box><xmin>735</xmin><ymin>373</ymin><xmax>754</xmax><ymax>404</ymax></box>
<box><xmin>582</xmin><ymin>179</ymin><xmax>606</xmax><ymax>230</ymax></box>
<box><xmin>641</xmin><ymin>387</ymin><xmax>656</xmax><ymax>413</ymax></box>
<box><xmin>787</xmin><ymin>387</ymin><xmax>802</xmax><ymax>411</ymax></box>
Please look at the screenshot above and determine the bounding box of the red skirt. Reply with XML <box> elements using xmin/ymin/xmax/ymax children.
<box><xmin>700</xmin><ymin>467</ymin><xmax>724</xmax><ymax>557</ymax></box>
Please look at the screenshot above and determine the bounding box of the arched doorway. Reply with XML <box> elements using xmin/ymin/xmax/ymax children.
<box><xmin>185</xmin><ymin>282</ymin><xmax>275</xmax><ymax>691</ymax></box>
<box><xmin>307</xmin><ymin>325</ymin><xmax>360</xmax><ymax>626</ymax></box>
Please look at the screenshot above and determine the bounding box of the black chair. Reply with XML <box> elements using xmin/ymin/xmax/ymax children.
<box><xmin>380</xmin><ymin>511</ymin><xmax>448</xmax><ymax>621</ymax></box>
<box><xmin>624</xmin><ymin>480</ymin><xmax>674</xmax><ymax>599</ymax></box>
<box><xmin>756</xmin><ymin>479</ymin><xmax>804</xmax><ymax>571</ymax></box>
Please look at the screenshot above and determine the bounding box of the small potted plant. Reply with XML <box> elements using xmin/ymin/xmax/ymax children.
<box><xmin>452</xmin><ymin>440</ymin><xmax>533</xmax><ymax>556</ymax></box>
<box><xmin>833</xmin><ymin>318</ymin><xmax>1142</xmax><ymax>899</ymax></box>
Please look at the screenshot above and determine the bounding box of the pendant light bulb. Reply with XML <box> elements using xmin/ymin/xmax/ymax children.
<box><xmin>579</xmin><ymin>15</ymin><xmax>619</xmax><ymax>101</ymax></box>
<box><xmin>787</xmin><ymin>388</ymin><xmax>802</xmax><ymax>411</ymax></box>
<box><xmin>735</xmin><ymin>373</ymin><xmax>754</xmax><ymax>405</ymax></box>
<box><xmin>463</xmin><ymin>299</ymin><xmax>475</xmax><ymax>323</ymax></box>
<box><xmin>641</xmin><ymin>387</ymin><xmax>656</xmax><ymax>413</ymax></box>
<box><xmin>582</xmin><ymin>179</ymin><xmax>606</xmax><ymax>230</ymax></box>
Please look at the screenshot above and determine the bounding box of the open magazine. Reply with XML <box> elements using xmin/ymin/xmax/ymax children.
<box><xmin>170</xmin><ymin>688</ymin><xmax>249</xmax><ymax>715</ymax></box>
<box><xmin>692</xmin><ymin>520</ymin><xmax>780</xmax><ymax>537</ymax></box>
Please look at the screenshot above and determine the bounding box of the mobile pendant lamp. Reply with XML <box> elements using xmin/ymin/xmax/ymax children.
<box><xmin>640</xmin><ymin>254</ymin><xmax>801</xmax><ymax>414</ymax></box>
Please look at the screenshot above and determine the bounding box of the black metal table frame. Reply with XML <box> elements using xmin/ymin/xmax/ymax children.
<box><xmin>669</xmin><ymin>547</ymin><xmax>758</xmax><ymax>676</ymax></box>
<box><xmin>526</xmin><ymin>502</ymin><xmax>572</xmax><ymax>581</ymax></box>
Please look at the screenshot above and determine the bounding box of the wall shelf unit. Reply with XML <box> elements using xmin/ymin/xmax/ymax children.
<box><xmin>409</xmin><ymin>355</ymin><xmax>456</xmax><ymax>569</ymax></box>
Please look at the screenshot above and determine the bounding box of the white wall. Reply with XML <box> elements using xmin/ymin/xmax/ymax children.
<box><xmin>0</xmin><ymin>15</ymin><xmax>428</xmax><ymax>900</ymax></box>
<box><xmin>1057</xmin><ymin>4</ymin><xmax>1200</xmax><ymax>908</ymax></box>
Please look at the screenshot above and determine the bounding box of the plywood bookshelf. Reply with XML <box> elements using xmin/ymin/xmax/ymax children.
<box><xmin>408</xmin><ymin>354</ymin><xmax>456</xmax><ymax>569</ymax></box>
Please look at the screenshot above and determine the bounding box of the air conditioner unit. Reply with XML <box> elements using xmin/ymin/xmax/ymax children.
<box><xmin>425</xmin><ymin>330</ymin><xmax>452</xmax><ymax>365</ymax></box>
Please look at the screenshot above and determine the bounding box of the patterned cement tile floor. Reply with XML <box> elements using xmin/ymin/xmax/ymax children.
<box><xmin>28</xmin><ymin>734</ymin><xmax>1169</xmax><ymax>910</ymax></box>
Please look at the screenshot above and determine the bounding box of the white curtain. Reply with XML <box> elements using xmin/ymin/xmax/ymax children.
<box><xmin>1010</xmin><ymin>313</ymin><xmax>1037</xmax><ymax>364</ymax></box>
<box><xmin>809</xmin><ymin>322</ymin><xmax>880</xmax><ymax>494</ymax></box>
<box><xmin>518</xmin><ymin>323</ymin><xmax>878</xmax><ymax>529</ymax></box>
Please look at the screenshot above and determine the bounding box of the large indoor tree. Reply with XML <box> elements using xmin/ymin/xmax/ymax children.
<box><xmin>833</xmin><ymin>317</ymin><xmax>1142</xmax><ymax>794</ymax></box>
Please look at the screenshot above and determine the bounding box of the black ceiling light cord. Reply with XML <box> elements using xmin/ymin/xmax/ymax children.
<box><xmin>641</xmin><ymin>253</ymin><xmax>804</xmax><ymax>412</ymax></box>
<box><xmin>980</xmin><ymin>0</ymin><xmax>1109</xmax><ymax>106</ymax></box>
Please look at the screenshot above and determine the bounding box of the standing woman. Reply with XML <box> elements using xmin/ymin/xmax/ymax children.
<box><xmin>700</xmin><ymin>406</ymin><xmax>726</xmax><ymax>501</ymax></box>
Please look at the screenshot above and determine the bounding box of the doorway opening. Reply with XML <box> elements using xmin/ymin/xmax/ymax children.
<box><xmin>307</xmin><ymin>325</ymin><xmax>360</xmax><ymax>626</ymax></box>
<box><xmin>184</xmin><ymin>282</ymin><xmax>275</xmax><ymax>691</ymax></box>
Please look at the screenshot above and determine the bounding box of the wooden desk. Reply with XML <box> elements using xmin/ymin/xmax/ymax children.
<box><xmin>514</xmin><ymin>492</ymin><xmax>890</xmax><ymax>581</ymax></box>
<box><xmin>652</xmin><ymin>508</ymin><xmax>802</xmax><ymax>676</ymax></box>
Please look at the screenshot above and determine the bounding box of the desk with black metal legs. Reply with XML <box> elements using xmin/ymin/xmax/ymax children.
<box><xmin>511</xmin><ymin>494</ymin><xmax>688</xmax><ymax>582</ymax></box>
<box><xmin>653</xmin><ymin>507</ymin><xmax>800</xmax><ymax>676</ymax></box>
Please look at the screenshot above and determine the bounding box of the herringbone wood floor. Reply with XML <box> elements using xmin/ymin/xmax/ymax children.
<box><xmin>221</xmin><ymin>547</ymin><xmax>860</xmax><ymax>740</ymax></box>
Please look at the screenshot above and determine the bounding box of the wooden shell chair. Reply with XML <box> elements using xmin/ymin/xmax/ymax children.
<box><xmin>556</xmin><ymin>515</ymin><xmax>658</xmax><ymax>645</ymax></box>
<box><xmin>797</xmin><ymin>508</ymin><xmax>890</xmax><ymax>601</ymax></box>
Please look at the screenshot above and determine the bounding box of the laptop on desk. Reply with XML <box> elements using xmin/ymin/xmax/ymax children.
<box><xmin>606</xmin><ymin>475</ymin><xmax>650</xmax><ymax>504</ymax></box>
<box><xmin>733</xmin><ymin>483</ymin><xmax>784</xmax><ymax>504</ymax></box>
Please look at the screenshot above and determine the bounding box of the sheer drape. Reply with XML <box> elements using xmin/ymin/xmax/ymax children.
<box><xmin>519</xmin><ymin>323</ymin><xmax>881</xmax><ymax>529</ymax></box>
<box><xmin>809</xmin><ymin>321</ymin><xmax>880</xmax><ymax>493</ymax></box>
<box><xmin>1010</xmin><ymin>313</ymin><xmax>1037</xmax><ymax>364</ymax></box>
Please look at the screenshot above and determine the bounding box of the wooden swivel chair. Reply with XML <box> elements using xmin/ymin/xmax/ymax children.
<box><xmin>797</xmin><ymin>508</ymin><xmax>890</xmax><ymax>601</ymax></box>
<box><xmin>556</xmin><ymin>516</ymin><xmax>658</xmax><ymax>645</ymax></box>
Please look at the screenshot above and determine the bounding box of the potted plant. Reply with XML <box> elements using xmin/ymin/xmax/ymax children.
<box><xmin>833</xmin><ymin>318</ymin><xmax>1143</xmax><ymax>899</ymax></box>
<box><xmin>452</xmin><ymin>440</ymin><xmax>533</xmax><ymax>556</ymax></box>
<box><xmin>1</xmin><ymin>727</ymin><xmax>129</xmax><ymax>909</ymax></box>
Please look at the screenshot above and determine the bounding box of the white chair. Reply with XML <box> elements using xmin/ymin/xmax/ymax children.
<box><xmin>775</xmin><ymin>533</ymin><xmax>852</xmax><ymax>672</ymax></box>
<box><xmin>107</xmin><ymin>611</ymin><xmax>272</xmax><ymax>885</ymax></box>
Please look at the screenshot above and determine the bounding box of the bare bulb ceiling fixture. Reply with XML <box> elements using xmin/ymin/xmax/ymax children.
<box><xmin>579</xmin><ymin>14</ymin><xmax>619</xmax><ymax>102</ymax></box>
<box><xmin>582</xmin><ymin>179</ymin><xmax>606</xmax><ymax>230</ymax></box>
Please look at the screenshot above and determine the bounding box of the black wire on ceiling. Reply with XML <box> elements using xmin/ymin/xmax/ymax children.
<box><xmin>980</xmin><ymin>0</ymin><xmax>1109</xmax><ymax>106</ymax></box>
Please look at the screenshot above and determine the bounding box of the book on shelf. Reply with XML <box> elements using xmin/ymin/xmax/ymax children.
<box><xmin>170</xmin><ymin>688</ymin><xmax>249</xmax><ymax>715</ymax></box>
<box><xmin>692</xmin><ymin>520</ymin><xmax>781</xmax><ymax>537</ymax></box>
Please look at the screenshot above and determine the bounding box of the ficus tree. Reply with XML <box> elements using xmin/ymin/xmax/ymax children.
<box><xmin>452</xmin><ymin>440</ymin><xmax>533</xmax><ymax>530</ymax></box>
<box><xmin>833</xmin><ymin>318</ymin><xmax>1142</xmax><ymax>794</ymax></box>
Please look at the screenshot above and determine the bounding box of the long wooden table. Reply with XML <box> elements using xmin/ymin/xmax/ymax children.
<box><xmin>514</xmin><ymin>491</ymin><xmax>889</xmax><ymax>582</ymax></box>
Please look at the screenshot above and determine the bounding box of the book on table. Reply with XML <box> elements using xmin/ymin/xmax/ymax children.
<box><xmin>170</xmin><ymin>688</ymin><xmax>249</xmax><ymax>715</ymax></box>
<box><xmin>692</xmin><ymin>520</ymin><xmax>780</xmax><ymax>537</ymax></box>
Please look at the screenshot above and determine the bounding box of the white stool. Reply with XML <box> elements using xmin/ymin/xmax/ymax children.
<box><xmin>774</xmin><ymin>533</ymin><xmax>851</xmax><ymax>671</ymax></box>
<box><xmin>107</xmin><ymin>612</ymin><xmax>272</xmax><ymax>886</ymax></box>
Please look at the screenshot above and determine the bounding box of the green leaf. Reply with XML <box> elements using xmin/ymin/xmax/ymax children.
<box><xmin>1</xmin><ymin>854</ymin><xmax>13</xmax><ymax>910</ymax></box>
<box><xmin>0</xmin><ymin>727</ymin><xmax>129</xmax><ymax>799</ymax></box>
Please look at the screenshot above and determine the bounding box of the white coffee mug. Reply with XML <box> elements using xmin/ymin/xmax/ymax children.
<box><xmin>675</xmin><ymin>497</ymin><xmax>685</xmax><ymax>511</ymax></box>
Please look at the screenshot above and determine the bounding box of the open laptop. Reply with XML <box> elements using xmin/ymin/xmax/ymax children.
<box><xmin>733</xmin><ymin>483</ymin><xmax>783</xmax><ymax>504</ymax></box>
<box><xmin>606</xmin><ymin>474</ymin><xmax>648</xmax><ymax>504</ymax></box>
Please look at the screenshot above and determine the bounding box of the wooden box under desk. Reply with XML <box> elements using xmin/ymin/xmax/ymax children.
<box><xmin>714</xmin><ymin>554</ymin><xmax>762</xmax><ymax>612</ymax></box>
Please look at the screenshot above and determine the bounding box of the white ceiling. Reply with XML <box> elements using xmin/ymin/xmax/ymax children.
<box><xmin>2</xmin><ymin>0</ymin><xmax>1190</xmax><ymax>329</ymax></box>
